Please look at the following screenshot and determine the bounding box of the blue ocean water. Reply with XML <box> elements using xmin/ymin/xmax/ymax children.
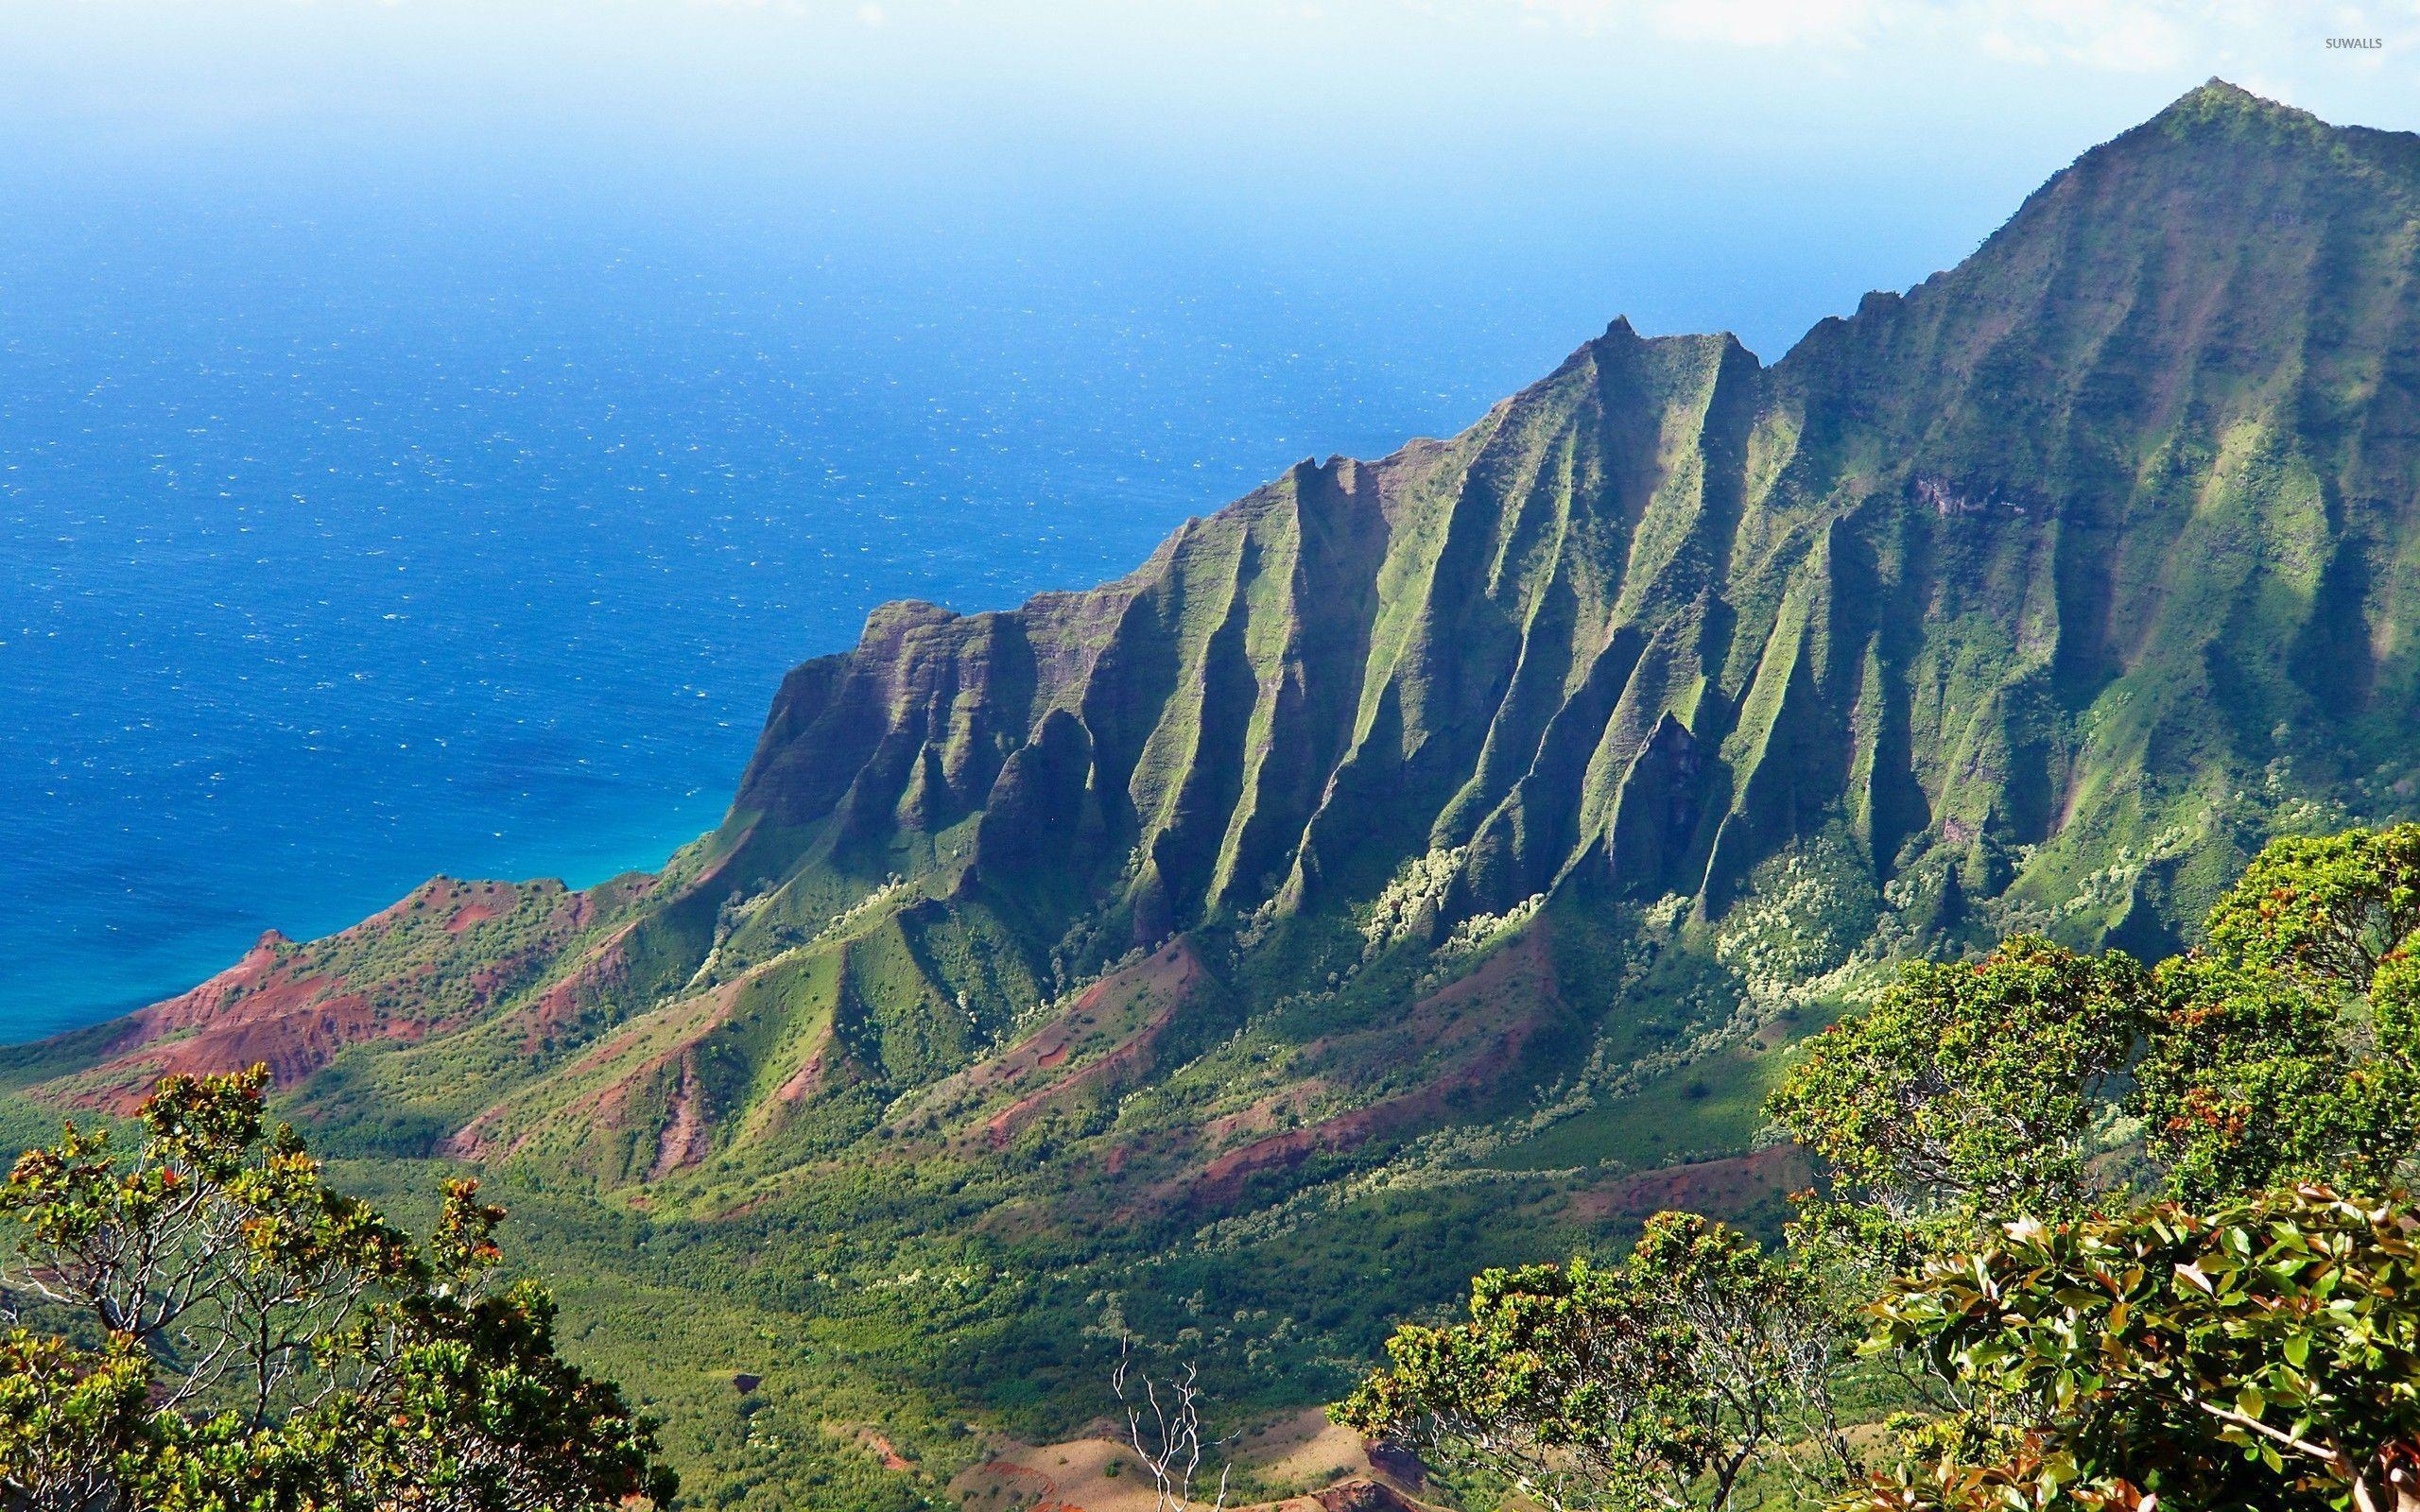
<box><xmin>0</xmin><ymin>172</ymin><xmax>1576</xmax><ymax>1039</ymax></box>
<box><xmin>0</xmin><ymin>140</ymin><xmax>2024</xmax><ymax>1042</ymax></box>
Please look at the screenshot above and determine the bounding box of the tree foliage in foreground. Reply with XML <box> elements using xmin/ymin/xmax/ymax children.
<box><xmin>1331</xmin><ymin>1211</ymin><xmax>1855</xmax><ymax>1512</ymax></box>
<box><xmin>1850</xmin><ymin>1185</ymin><xmax>2420</xmax><ymax>1512</ymax></box>
<box><xmin>1345</xmin><ymin>823</ymin><xmax>2420</xmax><ymax>1512</ymax></box>
<box><xmin>2137</xmin><ymin>826</ymin><xmax>2420</xmax><ymax>1202</ymax></box>
<box><xmin>0</xmin><ymin>1065</ymin><xmax>675</xmax><ymax>1512</ymax></box>
<box><xmin>1765</xmin><ymin>938</ymin><xmax>2149</xmax><ymax>1226</ymax></box>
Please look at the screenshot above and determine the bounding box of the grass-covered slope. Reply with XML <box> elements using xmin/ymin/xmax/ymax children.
<box><xmin>13</xmin><ymin>80</ymin><xmax>2420</xmax><ymax>1510</ymax></box>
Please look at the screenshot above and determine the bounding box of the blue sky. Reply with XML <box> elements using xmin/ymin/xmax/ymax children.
<box><xmin>6</xmin><ymin>2</ymin><xmax>2417</xmax><ymax>360</ymax></box>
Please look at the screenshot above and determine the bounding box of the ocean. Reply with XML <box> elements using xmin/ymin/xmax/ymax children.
<box><xmin>0</xmin><ymin>140</ymin><xmax>1996</xmax><ymax>1041</ymax></box>
<box><xmin>0</xmin><ymin>167</ymin><xmax>1578</xmax><ymax>1039</ymax></box>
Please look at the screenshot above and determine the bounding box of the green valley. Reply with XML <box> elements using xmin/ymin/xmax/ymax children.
<box><xmin>12</xmin><ymin>79</ymin><xmax>2420</xmax><ymax>1509</ymax></box>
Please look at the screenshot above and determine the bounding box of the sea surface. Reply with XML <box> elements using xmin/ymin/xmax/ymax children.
<box><xmin>0</xmin><ymin>149</ymin><xmax>1993</xmax><ymax>1041</ymax></box>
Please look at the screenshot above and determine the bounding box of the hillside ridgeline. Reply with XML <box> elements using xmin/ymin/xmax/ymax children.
<box><xmin>13</xmin><ymin>79</ymin><xmax>2420</xmax><ymax>1510</ymax></box>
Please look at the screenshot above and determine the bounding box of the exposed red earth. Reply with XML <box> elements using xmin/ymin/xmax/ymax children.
<box><xmin>33</xmin><ymin>877</ymin><xmax>596</xmax><ymax>1115</ymax></box>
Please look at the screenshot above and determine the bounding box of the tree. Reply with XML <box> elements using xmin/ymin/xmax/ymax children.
<box><xmin>1343</xmin><ymin>824</ymin><xmax>2420</xmax><ymax>1512</ymax></box>
<box><xmin>0</xmin><ymin>1065</ymin><xmax>676</xmax><ymax>1512</ymax></box>
<box><xmin>1842</xmin><ymin>1184</ymin><xmax>2420</xmax><ymax>1512</ymax></box>
<box><xmin>1112</xmin><ymin>1337</ymin><xmax>1231</xmax><ymax>1512</ymax></box>
<box><xmin>2133</xmin><ymin>955</ymin><xmax>2420</xmax><ymax>1200</ymax></box>
<box><xmin>1334</xmin><ymin>1212</ymin><xmax>1853</xmax><ymax>1512</ymax></box>
<box><xmin>1628</xmin><ymin>1212</ymin><xmax>1861</xmax><ymax>1503</ymax></box>
<box><xmin>2135</xmin><ymin>826</ymin><xmax>2420</xmax><ymax>1200</ymax></box>
<box><xmin>2201</xmin><ymin>825</ymin><xmax>2420</xmax><ymax>989</ymax></box>
<box><xmin>1765</xmin><ymin>937</ymin><xmax>2150</xmax><ymax>1234</ymax></box>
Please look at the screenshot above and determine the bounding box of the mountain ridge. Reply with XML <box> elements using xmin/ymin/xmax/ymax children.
<box><xmin>11</xmin><ymin>92</ymin><xmax>2420</xmax><ymax>1501</ymax></box>
<box><xmin>26</xmin><ymin>82</ymin><xmax>2420</xmax><ymax>1172</ymax></box>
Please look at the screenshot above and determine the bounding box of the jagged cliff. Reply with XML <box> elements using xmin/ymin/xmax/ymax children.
<box><xmin>18</xmin><ymin>82</ymin><xmax>2420</xmax><ymax>1224</ymax></box>
<box><xmin>713</xmin><ymin>80</ymin><xmax>2420</xmax><ymax>963</ymax></box>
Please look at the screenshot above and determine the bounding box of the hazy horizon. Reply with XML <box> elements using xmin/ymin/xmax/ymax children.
<box><xmin>5</xmin><ymin>1</ymin><xmax>2417</xmax><ymax>1035</ymax></box>
<box><xmin>12</xmin><ymin>3</ymin><xmax>2420</xmax><ymax>363</ymax></box>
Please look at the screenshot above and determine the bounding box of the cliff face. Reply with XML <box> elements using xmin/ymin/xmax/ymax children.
<box><xmin>19</xmin><ymin>83</ymin><xmax>2420</xmax><ymax>1220</ymax></box>
<box><xmin>727</xmin><ymin>81</ymin><xmax>2420</xmax><ymax>962</ymax></box>
<box><xmin>735</xmin><ymin>324</ymin><xmax>1766</xmax><ymax>940</ymax></box>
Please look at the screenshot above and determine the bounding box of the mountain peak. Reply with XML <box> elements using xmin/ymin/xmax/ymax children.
<box><xmin>2144</xmin><ymin>77</ymin><xmax>2327</xmax><ymax>142</ymax></box>
<box><xmin>2182</xmin><ymin>77</ymin><xmax>2272</xmax><ymax>109</ymax></box>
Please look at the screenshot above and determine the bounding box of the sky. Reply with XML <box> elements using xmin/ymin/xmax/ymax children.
<box><xmin>6</xmin><ymin>0</ymin><xmax>2418</xmax><ymax>362</ymax></box>
<box><xmin>3</xmin><ymin>1</ymin><xmax>2420</xmax><ymax>1027</ymax></box>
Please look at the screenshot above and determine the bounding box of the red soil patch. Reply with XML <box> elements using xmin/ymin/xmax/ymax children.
<box><xmin>39</xmin><ymin>877</ymin><xmax>601</xmax><ymax>1117</ymax></box>
<box><xmin>773</xmin><ymin>1038</ymin><xmax>834</xmax><ymax>1104</ymax></box>
<box><xmin>1144</xmin><ymin>926</ymin><xmax>1560</xmax><ymax>1213</ymax></box>
<box><xmin>893</xmin><ymin>938</ymin><xmax>1207</xmax><ymax>1152</ymax></box>
<box><xmin>44</xmin><ymin>934</ymin><xmax>413</xmax><ymax>1115</ymax></box>
<box><xmin>445</xmin><ymin>899</ymin><xmax>510</xmax><ymax>933</ymax></box>
<box><xmin>441</xmin><ymin>953</ymin><xmax>723</xmax><ymax>1165</ymax></box>
<box><xmin>445</xmin><ymin>987</ymin><xmax>726</xmax><ymax>1165</ymax></box>
<box><xmin>1181</xmin><ymin>1101</ymin><xmax>1399</xmax><ymax>1208</ymax></box>
<box><xmin>475</xmin><ymin>917</ymin><xmax>632</xmax><ymax>1056</ymax></box>
<box><xmin>482</xmin><ymin>845</ymin><xmax>767</xmax><ymax>1060</ymax></box>
<box><xmin>1201</xmin><ymin>1078</ymin><xmax>1334</xmax><ymax>1143</ymax></box>
<box><xmin>445</xmin><ymin>945</ymin><xmax>780</xmax><ymax>1173</ymax></box>
<box><xmin>1297</xmin><ymin>1482</ymin><xmax>1429</xmax><ymax>1512</ymax></box>
<box><xmin>973</xmin><ymin>941</ymin><xmax>1206</xmax><ymax>1151</ymax></box>
<box><xmin>648</xmin><ymin>1055</ymin><xmax>713</xmax><ymax>1180</ymax></box>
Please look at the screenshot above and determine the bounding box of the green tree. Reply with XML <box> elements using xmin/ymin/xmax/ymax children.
<box><xmin>1345</xmin><ymin>825</ymin><xmax>2420</xmax><ymax>1512</ymax></box>
<box><xmin>1765</xmin><ymin>937</ymin><xmax>2150</xmax><ymax>1232</ymax></box>
<box><xmin>1842</xmin><ymin>1185</ymin><xmax>2420</xmax><ymax>1512</ymax></box>
<box><xmin>2136</xmin><ymin>825</ymin><xmax>2420</xmax><ymax>1199</ymax></box>
<box><xmin>2202</xmin><ymin>826</ymin><xmax>2420</xmax><ymax>988</ymax></box>
<box><xmin>1334</xmin><ymin>1212</ymin><xmax>1853</xmax><ymax>1512</ymax></box>
<box><xmin>0</xmin><ymin>1065</ymin><xmax>676</xmax><ymax>1511</ymax></box>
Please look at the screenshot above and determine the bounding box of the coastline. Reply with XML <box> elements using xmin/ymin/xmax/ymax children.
<box><xmin>0</xmin><ymin>790</ymin><xmax>722</xmax><ymax>1047</ymax></box>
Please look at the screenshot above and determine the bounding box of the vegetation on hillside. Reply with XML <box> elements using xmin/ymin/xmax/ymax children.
<box><xmin>1344</xmin><ymin>823</ymin><xmax>2420</xmax><ymax>1511</ymax></box>
<box><xmin>12</xmin><ymin>79</ymin><xmax>2420</xmax><ymax>1512</ymax></box>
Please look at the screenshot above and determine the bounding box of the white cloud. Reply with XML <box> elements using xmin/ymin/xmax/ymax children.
<box><xmin>1644</xmin><ymin>0</ymin><xmax>1880</xmax><ymax>50</ymax></box>
<box><xmin>1498</xmin><ymin>0</ymin><xmax>2414</xmax><ymax>74</ymax></box>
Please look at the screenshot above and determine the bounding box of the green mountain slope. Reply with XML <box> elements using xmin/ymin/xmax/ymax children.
<box><xmin>14</xmin><ymin>81</ymin><xmax>2420</xmax><ymax>1509</ymax></box>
